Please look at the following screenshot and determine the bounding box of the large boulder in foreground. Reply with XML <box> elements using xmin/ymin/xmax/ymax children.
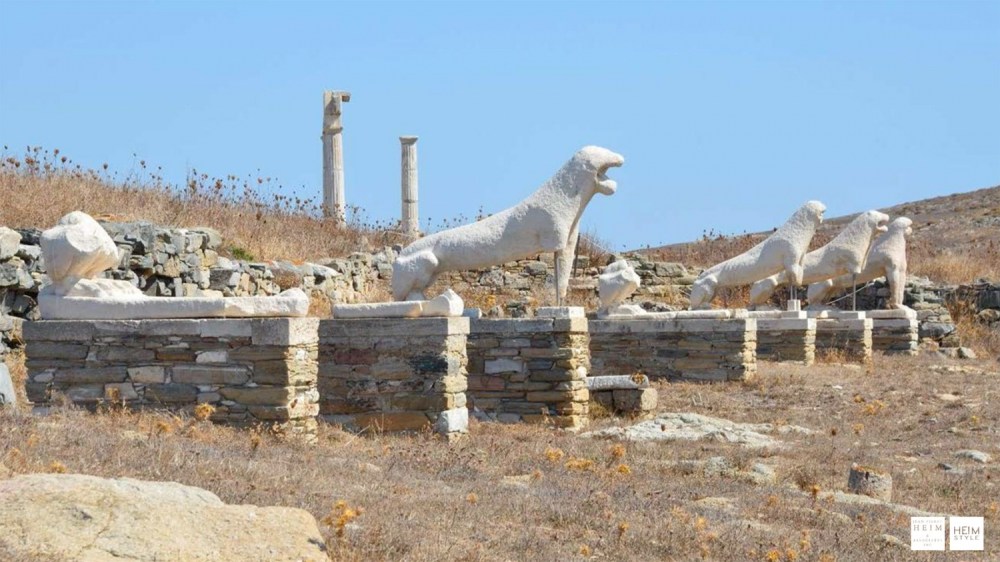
<box><xmin>0</xmin><ymin>473</ymin><xmax>328</xmax><ymax>561</ymax></box>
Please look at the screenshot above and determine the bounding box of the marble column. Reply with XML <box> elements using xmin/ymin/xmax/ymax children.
<box><xmin>400</xmin><ymin>136</ymin><xmax>419</xmax><ymax>237</ymax></box>
<box><xmin>322</xmin><ymin>91</ymin><xmax>350</xmax><ymax>222</ymax></box>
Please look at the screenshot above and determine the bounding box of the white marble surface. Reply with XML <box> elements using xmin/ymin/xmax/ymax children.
<box><xmin>391</xmin><ymin>146</ymin><xmax>624</xmax><ymax>304</ymax></box>
<box><xmin>750</xmin><ymin>210</ymin><xmax>890</xmax><ymax>306</ymax></box>
<box><xmin>37</xmin><ymin>212</ymin><xmax>308</xmax><ymax>319</ymax></box>
<box><xmin>689</xmin><ymin>201</ymin><xmax>826</xmax><ymax>309</ymax></box>
<box><xmin>332</xmin><ymin>289</ymin><xmax>464</xmax><ymax>318</ymax></box>
<box><xmin>808</xmin><ymin>217</ymin><xmax>912</xmax><ymax>310</ymax></box>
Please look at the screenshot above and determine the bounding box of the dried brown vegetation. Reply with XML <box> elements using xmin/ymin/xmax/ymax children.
<box><xmin>0</xmin><ymin>146</ymin><xmax>408</xmax><ymax>262</ymax></box>
<box><xmin>648</xmin><ymin>185</ymin><xmax>1000</xmax><ymax>286</ymax></box>
<box><xmin>2</xmin><ymin>353</ymin><xmax>998</xmax><ymax>560</ymax></box>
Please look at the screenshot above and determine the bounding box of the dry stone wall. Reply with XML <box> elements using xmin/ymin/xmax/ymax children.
<box><xmin>466</xmin><ymin>317</ymin><xmax>590</xmax><ymax>429</ymax></box>
<box><xmin>23</xmin><ymin>318</ymin><xmax>320</xmax><ymax>439</ymax></box>
<box><xmin>317</xmin><ymin>317</ymin><xmax>470</xmax><ymax>438</ymax></box>
<box><xmin>590</xmin><ymin>318</ymin><xmax>758</xmax><ymax>382</ymax></box>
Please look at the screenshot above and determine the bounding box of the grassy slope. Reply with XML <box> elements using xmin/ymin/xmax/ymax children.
<box><xmin>645</xmin><ymin>184</ymin><xmax>1000</xmax><ymax>284</ymax></box>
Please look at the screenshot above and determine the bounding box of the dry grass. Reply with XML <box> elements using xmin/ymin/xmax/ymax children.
<box><xmin>0</xmin><ymin>146</ymin><xmax>410</xmax><ymax>261</ymax></box>
<box><xmin>909</xmin><ymin>243</ymin><xmax>1000</xmax><ymax>285</ymax></box>
<box><xmin>2</xmin><ymin>353</ymin><xmax>998</xmax><ymax>560</ymax></box>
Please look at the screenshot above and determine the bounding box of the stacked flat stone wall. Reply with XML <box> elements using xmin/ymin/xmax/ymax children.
<box><xmin>813</xmin><ymin>316</ymin><xmax>873</xmax><ymax>362</ymax></box>
<box><xmin>318</xmin><ymin>317</ymin><xmax>469</xmax><ymax>438</ymax></box>
<box><xmin>589</xmin><ymin>318</ymin><xmax>757</xmax><ymax>382</ymax></box>
<box><xmin>23</xmin><ymin>318</ymin><xmax>320</xmax><ymax>439</ymax></box>
<box><xmin>750</xmin><ymin>313</ymin><xmax>816</xmax><ymax>365</ymax></box>
<box><xmin>869</xmin><ymin>310</ymin><xmax>919</xmax><ymax>355</ymax></box>
<box><xmin>466</xmin><ymin>317</ymin><xmax>590</xmax><ymax>429</ymax></box>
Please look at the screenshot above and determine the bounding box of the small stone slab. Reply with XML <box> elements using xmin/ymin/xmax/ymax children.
<box><xmin>866</xmin><ymin>308</ymin><xmax>917</xmax><ymax>319</ymax></box>
<box><xmin>332</xmin><ymin>289</ymin><xmax>463</xmax><ymax>319</ymax></box>
<box><xmin>587</xmin><ymin>374</ymin><xmax>649</xmax><ymax>390</ymax></box>
<box><xmin>535</xmin><ymin>306</ymin><xmax>585</xmax><ymax>319</ymax></box>
<box><xmin>748</xmin><ymin>310</ymin><xmax>807</xmax><ymax>319</ymax></box>
<box><xmin>806</xmin><ymin>310</ymin><xmax>866</xmax><ymax>319</ymax></box>
<box><xmin>38</xmin><ymin>290</ymin><xmax>309</xmax><ymax>320</ymax></box>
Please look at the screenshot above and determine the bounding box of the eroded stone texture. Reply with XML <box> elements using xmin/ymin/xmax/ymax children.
<box><xmin>690</xmin><ymin>201</ymin><xmax>826</xmax><ymax>309</ymax></box>
<box><xmin>466</xmin><ymin>317</ymin><xmax>590</xmax><ymax>429</ymax></box>
<box><xmin>750</xmin><ymin>210</ymin><xmax>891</xmax><ymax>307</ymax></box>
<box><xmin>24</xmin><ymin>318</ymin><xmax>319</xmax><ymax>439</ymax></box>
<box><xmin>318</xmin><ymin>317</ymin><xmax>470</xmax><ymax>439</ymax></box>
<box><xmin>0</xmin><ymin>474</ymin><xmax>328</xmax><ymax>561</ymax></box>
<box><xmin>392</xmin><ymin>146</ymin><xmax>624</xmax><ymax>304</ymax></box>
<box><xmin>808</xmin><ymin>217</ymin><xmax>913</xmax><ymax>310</ymax></box>
<box><xmin>868</xmin><ymin>308</ymin><xmax>918</xmax><ymax>355</ymax></box>
<box><xmin>36</xmin><ymin>211</ymin><xmax>308</xmax><ymax>319</ymax></box>
<box><xmin>590</xmin><ymin>318</ymin><xmax>757</xmax><ymax>382</ymax></box>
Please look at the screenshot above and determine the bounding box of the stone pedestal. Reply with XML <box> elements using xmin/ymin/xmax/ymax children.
<box><xmin>589</xmin><ymin>317</ymin><xmax>757</xmax><ymax>382</ymax></box>
<box><xmin>868</xmin><ymin>309</ymin><xmax>918</xmax><ymax>356</ymax></box>
<box><xmin>24</xmin><ymin>318</ymin><xmax>320</xmax><ymax>439</ymax></box>
<box><xmin>466</xmin><ymin>316</ymin><xmax>590</xmax><ymax>429</ymax></box>
<box><xmin>809</xmin><ymin>311</ymin><xmax>873</xmax><ymax>363</ymax></box>
<box><xmin>587</xmin><ymin>374</ymin><xmax>657</xmax><ymax>416</ymax></box>
<box><xmin>749</xmin><ymin>311</ymin><xmax>816</xmax><ymax>365</ymax></box>
<box><xmin>318</xmin><ymin>317</ymin><xmax>469</xmax><ymax>439</ymax></box>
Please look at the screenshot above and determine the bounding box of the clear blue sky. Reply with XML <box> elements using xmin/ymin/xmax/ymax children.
<box><xmin>2</xmin><ymin>1</ymin><xmax>997</xmax><ymax>250</ymax></box>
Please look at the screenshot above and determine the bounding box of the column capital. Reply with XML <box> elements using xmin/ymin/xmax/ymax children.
<box><xmin>399</xmin><ymin>136</ymin><xmax>418</xmax><ymax>145</ymax></box>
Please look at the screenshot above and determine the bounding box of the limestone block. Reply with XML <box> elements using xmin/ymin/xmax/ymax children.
<box><xmin>0</xmin><ymin>363</ymin><xmax>16</xmax><ymax>407</ymax></box>
<box><xmin>536</xmin><ymin>306</ymin><xmax>585</xmax><ymax>319</ymax></box>
<box><xmin>434</xmin><ymin>407</ymin><xmax>469</xmax><ymax>434</ymax></box>
<box><xmin>587</xmin><ymin>374</ymin><xmax>650</xmax><ymax>391</ymax></box>
<box><xmin>485</xmin><ymin>358</ymin><xmax>525</xmax><ymax>374</ymax></box>
<box><xmin>332</xmin><ymin>289</ymin><xmax>464</xmax><ymax>318</ymax></box>
<box><xmin>250</xmin><ymin>317</ymin><xmax>318</xmax><ymax>346</ymax></box>
<box><xmin>172</xmin><ymin>366</ymin><xmax>249</xmax><ymax>385</ymax></box>
<box><xmin>612</xmin><ymin>388</ymin><xmax>657</xmax><ymax>412</ymax></box>
<box><xmin>0</xmin><ymin>227</ymin><xmax>21</xmax><ymax>260</ymax></box>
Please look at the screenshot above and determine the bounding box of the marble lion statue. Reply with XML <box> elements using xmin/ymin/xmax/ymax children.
<box><xmin>688</xmin><ymin>201</ymin><xmax>826</xmax><ymax>309</ymax></box>
<box><xmin>806</xmin><ymin>216</ymin><xmax>912</xmax><ymax>309</ymax></box>
<box><xmin>748</xmin><ymin>210</ymin><xmax>890</xmax><ymax>307</ymax></box>
<box><xmin>391</xmin><ymin>146</ymin><xmax>624</xmax><ymax>303</ymax></box>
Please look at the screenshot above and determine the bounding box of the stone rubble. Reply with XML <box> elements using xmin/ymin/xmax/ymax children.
<box><xmin>582</xmin><ymin>412</ymin><xmax>812</xmax><ymax>447</ymax></box>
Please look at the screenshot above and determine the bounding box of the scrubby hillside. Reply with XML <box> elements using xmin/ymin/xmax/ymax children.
<box><xmin>0</xmin><ymin>146</ymin><xmax>408</xmax><ymax>263</ymax></box>
<box><xmin>647</xmin><ymin>184</ymin><xmax>1000</xmax><ymax>284</ymax></box>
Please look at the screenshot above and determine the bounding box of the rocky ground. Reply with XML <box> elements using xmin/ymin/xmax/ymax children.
<box><xmin>1</xmin><ymin>353</ymin><xmax>997</xmax><ymax>560</ymax></box>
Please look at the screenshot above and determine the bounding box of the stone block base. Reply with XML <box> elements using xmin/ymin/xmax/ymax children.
<box><xmin>24</xmin><ymin>318</ymin><xmax>320</xmax><ymax>440</ymax></box>
<box><xmin>589</xmin><ymin>317</ymin><xmax>757</xmax><ymax>382</ymax></box>
<box><xmin>750</xmin><ymin>312</ymin><xmax>816</xmax><ymax>365</ymax></box>
<box><xmin>813</xmin><ymin>316</ymin><xmax>873</xmax><ymax>363</ymax></box>
<box><xmin>868</xmin><ymin>310</ymin><xmax>918</xmax><ymax>355</ymax></box>
<box><xmin>466</xmin><ymin>317</ymin><xmax>590</xmax><ymax>429</ymax></box>
<box><xmin>318</xmin><ymin>317</ymin><xmax>470</xmax><ymax>439</ymax></box>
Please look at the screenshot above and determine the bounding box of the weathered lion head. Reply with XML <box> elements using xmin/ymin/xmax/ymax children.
<box><xmin>573</xmin><ymin>146</ymin><xmax>625</xmax><ymax>195</ymax></box>
<box><xmin>863</xmin><ymin>210</ymin><xmax>891</xmax><ymax>234</ymax></box>
<box><xmin>889</xmin><ymin>216</ymin><xmax>913</xmax><ymax>236</ymax></box>
<box><xmin>803</xmin><ymin>200</ymin><xmax>827</xmax><ymax>224</ymax></box>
